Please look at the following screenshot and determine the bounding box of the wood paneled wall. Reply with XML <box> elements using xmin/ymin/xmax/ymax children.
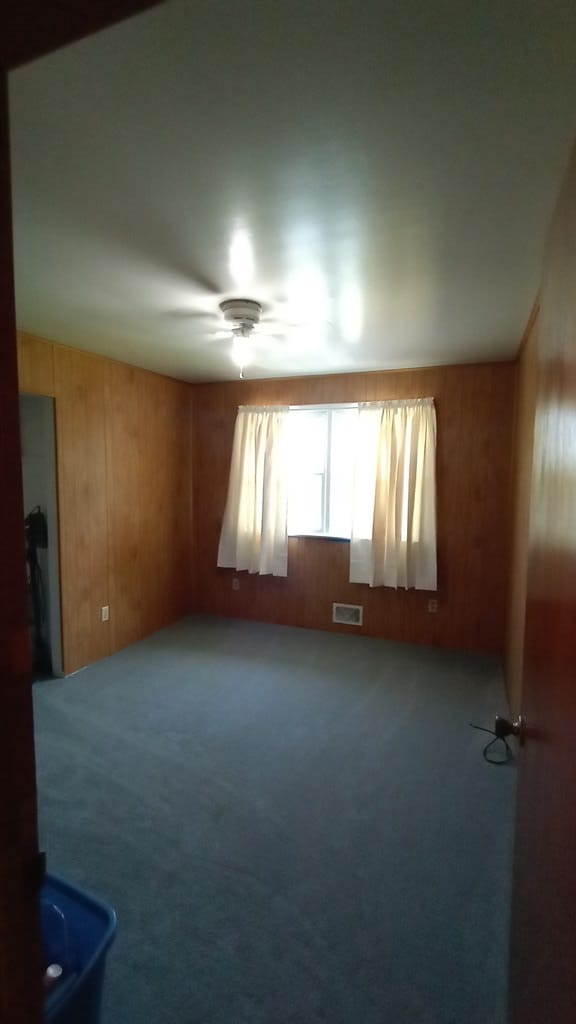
<box><xmin>505</xmin><ymin>310</ymin><xmax>539</xmax><ymax>714</ymax></box>
<box><xmin>105</xmin><ymin>361</ymin><xmax>192</xmax><ymax>652</ymax></box>
<box><xmin>19</xmin><ymin>332</ymin><xmax>516</xmax><ymax>664</ymax></box>
<box><xmin>16</xmin><ymin>331</ymin><xmax>54</xmax><ymax>395</ymax></box>
<box><xmin>18</xmin><ymin>333</ymin><xmax>193</xmax><ymax>673</ymax></box>
<box><xmin>54</xmin><ymin>347</ymin><xmax>111</xmax><ymax>671</ymax></box>
<box><xmin>193</xmin><ymin>362</ymin><xmax>516</xmax><ymax>654</ymax></box>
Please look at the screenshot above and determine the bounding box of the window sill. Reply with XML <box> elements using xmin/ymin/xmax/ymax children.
<box><xmin>289</xmin><ymin>533</ymin><xmax>350</xmax><ymax>542</ymax></box>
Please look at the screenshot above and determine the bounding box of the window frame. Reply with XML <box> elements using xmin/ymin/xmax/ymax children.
<box><xmin>287</xmin><ymin>403</ymin><xmax>358</xmax><ymax>541</ymax></box>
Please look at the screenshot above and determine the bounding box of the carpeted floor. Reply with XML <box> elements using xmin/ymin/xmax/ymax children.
<box><xmin>34</xmin><ymin>616</ymin><xmax>516</xmax><ymax>1024</ymax></box>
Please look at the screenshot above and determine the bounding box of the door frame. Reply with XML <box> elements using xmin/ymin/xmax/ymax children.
<box><xmin>0</xmin><ymin>4</ymin><xmax>164</xmax><ymax>1020</ymax></box>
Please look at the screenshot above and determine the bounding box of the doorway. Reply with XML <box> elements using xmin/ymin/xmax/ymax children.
<box><xmin>19</xmin><ymin>393</ymin><xmax>62</xmax><ymax>678</ymax></box>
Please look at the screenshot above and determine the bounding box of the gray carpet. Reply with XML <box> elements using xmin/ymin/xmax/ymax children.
<box><xmin>34</xmin><ymin>617</ymin><xmax>516</xmax><ymax>1024</ymax></box>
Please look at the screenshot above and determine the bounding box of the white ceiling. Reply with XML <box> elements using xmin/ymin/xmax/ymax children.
<box><xmin>9</xmin><ymin>0</ymin><xmax>576</xmax><ymax>381</ymax></box>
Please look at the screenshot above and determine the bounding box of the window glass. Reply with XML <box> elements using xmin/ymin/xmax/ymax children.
<box><xmin>327</xmin><ymin>408</ymin><xmax>357</xmax><ymax>537</ymax></box>
<box><xmin>287</xmin><ymin>407</ymin><xmax>357</xmax><ymax>538</ymax></box>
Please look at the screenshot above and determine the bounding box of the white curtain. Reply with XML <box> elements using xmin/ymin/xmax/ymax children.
<box><xmin>217</xmin><ymin>406</ymin><xmax>290</xmax><ymax>576</ymax></box>
<box><xmin>349</xmin><ymin>398</ymin><xmax>437</xmax><ymax>590</ymax></box>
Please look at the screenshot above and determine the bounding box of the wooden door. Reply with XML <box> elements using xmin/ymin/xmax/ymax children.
<box><xmin>0</xmin><ymin>5</ymin><xmax>164</xmax><ymax>1020</ymax></box>
<box><xmin>509</xmin><ymin>143</ymin><xmax>576</xmax><ymax>1022</ymax></box>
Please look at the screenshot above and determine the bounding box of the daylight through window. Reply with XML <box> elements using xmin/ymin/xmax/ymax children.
<box><xmin>287</xmin><ymin>407</ymin><xmax>358</xmax><ymax>538</ymax></box>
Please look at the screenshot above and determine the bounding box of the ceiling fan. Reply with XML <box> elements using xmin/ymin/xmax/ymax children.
<box><xmin>195</xmin><ymin>295</ymin><xmax>337</xmax><ymax>377</ymax></box>
<box><xmin>212</xmin><ymin>297</ymin><xmax>296</xmax><ymax>376</ymax></box>
<box><xmin>167</xmin><ymin>266</ymin><xmax>335</xmax><ymax>376</ymax></box>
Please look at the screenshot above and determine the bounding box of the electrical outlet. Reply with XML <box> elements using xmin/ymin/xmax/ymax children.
<box><xmin>232</xmin><ymin>577</ymin><xmax>240</xmax><ymax>591</ymax></box>
<box><xmin>101</xmin><ymin>605</ymin><xmax>110</xmax><ymax>622</ymax></box>
<box><xmin>427</xmin><ymin>599</ymin><xmax>438</xmax><ymax>614</ymax></box>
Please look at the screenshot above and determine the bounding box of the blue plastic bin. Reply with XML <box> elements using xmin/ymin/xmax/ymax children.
<box><xmin>41</xmin><ymin>873</ymin><xmax>117</xmax><ymax>1024</ymax></box>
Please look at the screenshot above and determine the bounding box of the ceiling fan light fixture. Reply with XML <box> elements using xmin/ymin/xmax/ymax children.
<box><xmin>231</xmin><ymin>335</ymin><xmax>253</xmax><ymax>369</ymax></box>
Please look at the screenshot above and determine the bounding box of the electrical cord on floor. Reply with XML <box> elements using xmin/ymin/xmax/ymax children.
<box><xmin>469</xmin><ymin>723</ymin><xmax>513</xmax><ymax>765</ymax></box>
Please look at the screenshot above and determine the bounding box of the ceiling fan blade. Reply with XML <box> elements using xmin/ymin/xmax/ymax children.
<box><xmin>259</xmin><ymin>316</ymin><xmax>291</xmax><ymax>328</ymax></box>
<box><xmin>253</xmin><ymin>324</ymin><xmax>288</xmax><ymax>337</ymax></box>
<box><xmin>164</xmin><ymin>309</ymin><xmax>215</xmax><ymax>320</ymax></box>
<box><xmin>250</xmin><ymin>335</ymin><xmax>286</xmax><ymax>352</ymax></box>
<box><xmin>260</xmin><ymin>312</ymin><xmax>309</xmax><ymax>327</ymax></box>
<box><xmin>186</xmin><ymin>267</ymin><xmax>222</xmax><ymax>295</ymax></box>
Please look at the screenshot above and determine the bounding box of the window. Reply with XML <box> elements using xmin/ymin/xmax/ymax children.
<box><xmin>218</xmin><ymin>398</ymin><xmax>436</xmax><ymax>589</ymax></box>
<box><xmin>287</xmin><ymin>406</ymin><xmax>358</xmax><ymax>538</ymax></box>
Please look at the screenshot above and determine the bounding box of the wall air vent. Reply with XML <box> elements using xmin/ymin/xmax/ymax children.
<box><xmin>332</xmin><ymin>602</ymin><xmax>363</xmax><ymax>626</ymax></box>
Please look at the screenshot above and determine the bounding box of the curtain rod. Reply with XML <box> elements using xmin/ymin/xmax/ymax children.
<box><xmin>289</xmin><ymin>402</ymin><xmax>358</xmax><ymax>411</ymax></box>
<box><xmin>289</xmin><ymin>398</ymin><xmax>434</xmax><ymax>411</ymax></box>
